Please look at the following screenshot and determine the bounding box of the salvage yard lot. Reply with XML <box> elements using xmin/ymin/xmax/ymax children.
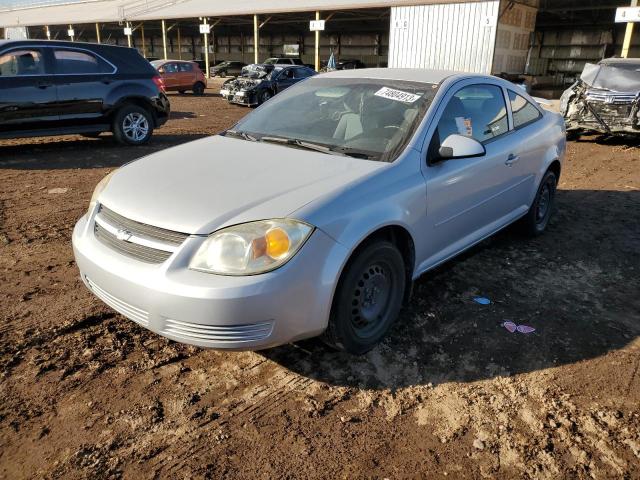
<box><xmin>1</xmin><ymin>89</ymin><xmax>639</xmax><ymax>479</ymax></box>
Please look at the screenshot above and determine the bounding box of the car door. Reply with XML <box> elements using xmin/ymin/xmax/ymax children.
<box><xmin>177</xmin><ymin>62</ymin><xmax>195</xmax><ymax>89</ymax></box>
<box><xmin>504</xmin><ymin>89</ymin><xmax>545</xmax><ymax>206</ymax></box>
<box><xmin>274</xmin><ymin>67</ymin><xmax>296</xmax><ymax>93</ymax></box>
<box><xmin>160</xmin><ymin>62</ymin><xmax>180</xmax><ymax>89</ymax></box>
<box><xmin>0</xmin><ymin>46</ymin><xmax>58</xmax><ymax>133</ymax></box>
<box><xmin>418</xmin><ymin>82</ymin><xmax>526</xmax><ymax>268</ymax></box>
<box><xmin>52</xmin><ymin>47</ymin><xmax>116</xmax><ymax>126</ymax></box>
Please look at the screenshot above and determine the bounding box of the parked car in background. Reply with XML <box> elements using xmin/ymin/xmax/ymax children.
<box><xmin>0</xmin><ymin>40</ymin><xmax>169</xmax><ymax>145</ymax></box>
<box><xmin>220</xmin><ymin>63</ymin><xmax>316</xmax><ymax>106</ymax></box>
<box><xmin>263</xmin><ymin>57</ymin><xmax>304</xmax><ymax>66</ymax></box>
<box><xmin>560</xmin><ymin>57</ymin><xmax>640</xmax><ymax>137</ymax></box>
<box><xmin>151</xmin><ymin>59</ymin><xmax>206</xmax><ymax>95</ymax></box>
<box><xmin>336</xmin><ymin>58</ymin><xmax>366</xmax><ymax>70</ymax></box>
<box><xmin>74</xmin><ymin>68</ymin><xmax>565</xmax><ymax>354</ymax></box>
<box><xmin>210</xmin><ymin>60</ymin><xmax>246</xmax><ymax>77</ymax></box>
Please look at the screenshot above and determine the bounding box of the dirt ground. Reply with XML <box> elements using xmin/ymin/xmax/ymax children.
<box><xmin>1</xmin><ymin>88</ymin><xmax>639</xmax><ymax>480</ymax></box>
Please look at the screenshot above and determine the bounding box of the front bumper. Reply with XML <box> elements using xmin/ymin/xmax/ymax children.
<box><xmin>72</xmin><ymin>213</ymin><xmax>347</xmax><ymax>350</ymax></box>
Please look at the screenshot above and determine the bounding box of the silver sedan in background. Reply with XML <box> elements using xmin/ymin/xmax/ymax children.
<box><xmin>72</xmin><ymin>68</ymin><xmax>566</xmax><ymax>354</ymax></box>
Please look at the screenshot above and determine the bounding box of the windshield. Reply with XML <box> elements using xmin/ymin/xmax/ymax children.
<box><xmin>227</xmin><ymin>77</ymin><xmax>438</xmax><ymax>162</ymax></box>
<box><xmin>580</xmin><ymin>63</ymin><xmax>640</xmax><ymax>92</ymax></box>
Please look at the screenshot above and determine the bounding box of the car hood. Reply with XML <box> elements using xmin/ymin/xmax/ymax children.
<box><xmin>98</xmin><ymin>135</ymin><xmax>385</xmax><ymax>235</ymax></box>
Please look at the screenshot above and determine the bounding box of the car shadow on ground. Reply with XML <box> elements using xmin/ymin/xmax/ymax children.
<box><xmin>0</xmin><ymin>133</ymin><xmax>209</xmax><ymax>169</ymax></box>
<box><xmin>263</xmin><ymin>188</ymin><xmax>640</xmax><ymax>391</ymax></box>
<box><xmin>576</xmin><ymin>133</ymin><xmax>640</xmax><ymax>148</ymax></box>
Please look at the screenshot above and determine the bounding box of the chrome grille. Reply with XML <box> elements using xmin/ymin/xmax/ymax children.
<box><xmin>85</xmin><ymin>276</ymin><xmax>149</xmax><ymax>327</ymax></box>
<box><xmin>586</xmin><ymin>92</ymin><xmax>637</xmax><ymax>105</ymax></box>
<box><xmin>162</xmin><ymin>319</ymin><xmax>273</xmax><ymax>344</ymax></box>
<box><xmin>98</xmin><ymin>205</ymin><xmax>188</xmax><ymax>246</ymax></box>
<box><xmin>94</xmin><ymin>205</ymin><xmax>189</xmax><ymax>264</ymax></box>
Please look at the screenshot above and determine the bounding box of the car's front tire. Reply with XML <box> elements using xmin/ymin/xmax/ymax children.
<box><xmin>112</xmin><ymin>105</ymin><xmax>154</xmax><ymax>146</ymax></box>
<box><xmin>323</xmin><ymin>240</ymin><xmax>406</xmax><ymax>355</ymax></box>
<box><xmin>521</xmin><ymin>170</ymin><xmax>557</xmax><ymax>236</ymax></box>
<box><xmin>258</xmin><ymin>90</ymin><xmax>273</xmax><ymax>105</ymax></box>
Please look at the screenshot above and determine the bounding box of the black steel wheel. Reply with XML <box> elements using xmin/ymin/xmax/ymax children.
<box><xmin>520</xmin><ymin>170</ymin><xmax>557</xmax><ymax>236</ymax></box>
<box><xmin>258</xmin><ymin>90</ymin><xmax>272</xmax><ymax>105</ymax></box>
<box><xmin>323</xmin><ymin>240</ymin><xmax>406</xmax><ymax>354</ymax></box>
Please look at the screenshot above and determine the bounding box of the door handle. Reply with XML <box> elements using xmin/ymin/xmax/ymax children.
<box><xmin>37</xmin><ymin>81</ymin><xmax>53</xmax><ymax>89</ymax></box>
<box><xmin>505</xmin><ymin>154</ymin><xmax>520</xmax><ymax>166</ymax></box>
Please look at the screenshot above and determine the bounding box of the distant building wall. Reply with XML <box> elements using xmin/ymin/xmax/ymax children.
<box><xmin>388</xmin><ymin>1</ymin><xmax>500</xmax><ymax>74</ymax></box>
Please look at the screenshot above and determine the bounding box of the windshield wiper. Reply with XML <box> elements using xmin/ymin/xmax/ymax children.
<box><xmin>224</xmin><ymin>130</ymin><xmax>258</xmax><ymax>142</ymax></box>
<box><xmin>259</xmin><ymin>136</ymin><xmax>348</xmax><ymax>156</ymax></box>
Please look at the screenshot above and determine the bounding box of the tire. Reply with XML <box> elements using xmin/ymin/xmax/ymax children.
<box><xmin>192</xmin><ymin>82</ymin><xmax>205</xmax><ymax>95</ymax></box>
<box><xmin>258</xmin><ymin>90</ymin><xmax>272</xmax><ymax>105</ymax></box>
<box><xmin>323</xmin><ymin>240</ymin><xmax>406</xmax><ymax>354</ymax></box>
<box><xmin>112</xmin><ymin>104</ymin><xmax>154</xmax><ymax>146</ymax></box>
<box><xmin>520</xmin><ymin>170</ymin><xmax>557</xmax><ymax>236</ymax></box>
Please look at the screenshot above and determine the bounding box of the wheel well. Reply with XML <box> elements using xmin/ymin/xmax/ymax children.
<box><xmin>350</xmin><ymin>225</ymin><xmax>416</xmax><ymax>304</ymax></box>
<box><xmin>112</xmin><ymin>98</ymin><xmax>156</xmax><ymax>126</ymax></box>
<box><xmin>547</xmin><ymin>160</ymin><xmax>561</xmax><ymax>182</ymax></box>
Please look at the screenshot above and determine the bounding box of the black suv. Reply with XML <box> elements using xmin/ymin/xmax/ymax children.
<box><xmin>0</xmin><ymin>40</ymin><xmax>170</xmax><ymax>145</ymax></box>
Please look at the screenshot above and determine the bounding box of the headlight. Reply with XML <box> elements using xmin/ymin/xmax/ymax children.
<box><xmin>235</xmin><ymin>91</ymin><xmax>246</xmax><ymax>97</ymax></box>
<box><xmin>189</xmin><ymin>219</ymin><xmax>313</xmax><ymax>275</ymax></box>
<box><xmin>87</xmin><ymin>170</ymin><xmax>115</xmax><ymax>216</ymax></box>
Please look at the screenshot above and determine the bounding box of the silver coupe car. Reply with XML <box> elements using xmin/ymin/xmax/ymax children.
<box><xmin>73</xmin><ymin>68</ymin><xmax>566</xmax><ymax>354</ymax></box>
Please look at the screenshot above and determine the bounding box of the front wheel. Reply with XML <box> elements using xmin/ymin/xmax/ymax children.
<box><xmin>112</xmin><ymin>105</ymin><xmax>154</xmax><ymax>146</ymax></box>
<box><xmin>323</xmin><ymin>241</ymin><xmax>406</xmax><ymax>354</ymax></box>
<box><xmin>520</xmin><ymin>170</ymin><xmax>557</xmax><ymax>236</ymax></box>
<box><xmin>258</xmin><ymin>90</ymin><xmax>272</xmax><ymax>105</ymax></box>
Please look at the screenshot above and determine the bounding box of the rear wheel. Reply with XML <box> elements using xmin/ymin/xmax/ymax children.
<box><xmin>520</xmin><ymin>170</ymin><xmax>557</xmax><ymax>236</ymax></box>
<box><xmin>192</xmin><ymin>82</ymin><xmax>205</xmax><ymax>95</ymax></box>
<box><xmin>323</xmin><ymin>241</ymin><xmax>406</xmax><ymax>354</ymax></box>
<box><xmin>112</xmin><ymin>105</ymin><xmax>154</xmax><ymax>146</ymax></box>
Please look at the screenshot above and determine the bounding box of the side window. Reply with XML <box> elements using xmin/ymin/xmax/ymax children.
<box><xmin>509</xmin><ymin>90</ymin><xmax>542</xmax><ymax>129</ymax></box>
<box><xmin>178</xmin><ymin>62</ymin><xmax>193</xmax><ymax>72</ymax></box>
<box><xmin>54</xmin><ymin>50</ymin><xmax>112</xmax><ymax>74</ymax></box>
<box><xmin>163</xmin><ymin>63</ymin><xmax>179</xmax><ymax>73</ymax></box>
<box><xmin>293</xmin><ymin>67</ymin><xmax>312</xmax><ymax>79</ymax></box>
<box><xmin>429</xmin><ymin>84</ymin><xmax>508</xmax><ymax>160</ymax></box>
<box><xmin>0</xmin><ymin>49</ymin><xmax>45</xmax><ymax>76</ymax></box>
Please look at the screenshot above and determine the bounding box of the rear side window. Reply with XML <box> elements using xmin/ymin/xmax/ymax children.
<box><xmin>0</xmin><ymin>49</ymin><xmax>45</xmax><ymax>76</ymax></box>
<box><xmin>293</xmin><ymin>67</ymin><xmax>313</xmax><ymax>79</ymax></box>
<box><xmin>54</xmin><ymin>49</ymin><xmax>113</xmax><ymax>74</ymax></box>
<box><xmin>179</xmin><ymin>62</ymin><xmax>194</xmax><ymax>72</ymax></box>
<box><xmin>508</xmin><ymin>90</ymin><xmax>542</xmax><ymax>129</ymax></box>
<box><xmin>434</xmin><ymin>84</ymin><xmax>508</xmax><ymax>145</ymax></box>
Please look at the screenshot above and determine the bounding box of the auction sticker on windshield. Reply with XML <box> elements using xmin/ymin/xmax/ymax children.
<box><xmin>375</xmin><ymin>87</ymin><xmax>421</xmax><ymax>103</ymax></box>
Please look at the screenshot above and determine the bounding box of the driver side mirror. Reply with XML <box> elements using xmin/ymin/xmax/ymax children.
<box><xmin>157</xmin><ymin>67</ymin><xmax>165</xmax><ymax>74</ymax></box>
<box><xmin>438</xmin><ymin>134</ymin><xmax>485</xmax><ymax>159</ymax></box>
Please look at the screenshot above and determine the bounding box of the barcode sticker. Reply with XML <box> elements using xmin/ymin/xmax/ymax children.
<box><xmin>374</xmin><ymin>87</ymin><xmax>421</xmax><ymax>103</ymax></box>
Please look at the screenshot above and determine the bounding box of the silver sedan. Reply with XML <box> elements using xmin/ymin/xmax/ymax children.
<box><xmin>72</xmin><ymin>68</ymin><xmax>566</xmax><ymax>354</ymax></box>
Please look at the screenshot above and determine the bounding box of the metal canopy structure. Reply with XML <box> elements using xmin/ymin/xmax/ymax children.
<box><xmin>0</xmin><ymin>0</ymin><xmax>486</xmax><ymax>27</ymax></box>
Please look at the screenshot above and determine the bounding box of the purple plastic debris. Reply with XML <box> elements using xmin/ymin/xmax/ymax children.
<box><xmin>502</xmin><ymin>321</ymin><xmax>536</xmax><ymax>334</ymax></box>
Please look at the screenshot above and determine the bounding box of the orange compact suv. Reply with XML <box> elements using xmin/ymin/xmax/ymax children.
<box><xmin>151</xmin><ymin>60</ymin><xmax>206</xmax><ymax>95</ymax></box>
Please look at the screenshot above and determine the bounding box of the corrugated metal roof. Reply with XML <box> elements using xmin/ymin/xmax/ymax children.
<box><xmin>0</xmin><ymin>0</ymin><xmax>490</xmax><ymax>28</ymax></box>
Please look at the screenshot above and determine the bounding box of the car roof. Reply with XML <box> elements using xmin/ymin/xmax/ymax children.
<box><xmin>319</xmin><ymin>68</ymin><xmax>476</xmax><ymax>85</ymax></box>
<box><xmin>0</xmin><ymin>39</ymin><xmax>133</xmax><ymax>52</ymax></box>
<box><xmin>598</xmin><ymin>57</ymin><xmax>640</xmax><ymax>67</ymax></box>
